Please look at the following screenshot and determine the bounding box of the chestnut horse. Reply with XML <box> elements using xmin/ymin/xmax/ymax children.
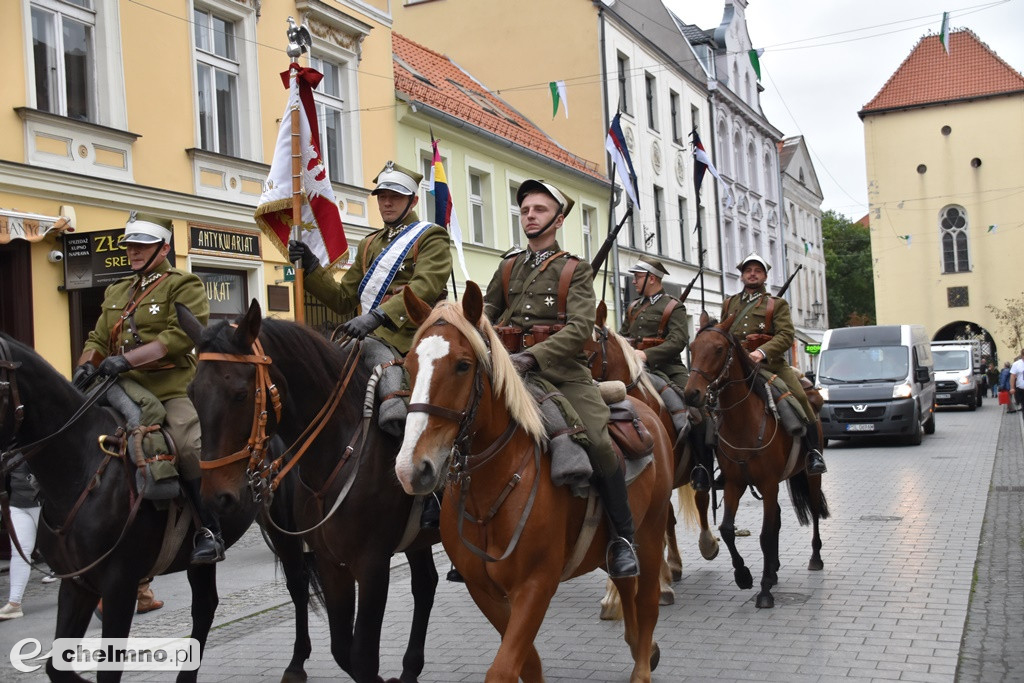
<box><xmin>683</xmin><ymin>314</ymin><xmax>830</xmax><ymax>609</ymax></box>
<box><xmin>585</xmin><ymin>304</ymin><xmax>711</xmax><ymax>619</ymax></box>
<box><xmin>395</xmin><ymin>283</ymin><xmax>673</xmax><ymax>683</ymax></box>
<box><xmin>178</xmin><ymin>301</ymin><xmax>439</xmax><ymax>683</ymax></box>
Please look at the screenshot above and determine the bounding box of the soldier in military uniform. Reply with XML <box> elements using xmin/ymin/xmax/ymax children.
<box><xmin>483</xmin><ymin>179</ymin><xmax>639</xmax><ymax>578</ymax></box>
<box><xmin>289</xmin><ymin>161</ymin><xmax>452</xmax><ymax>526</ymax></box>
<box><xmin>75</xmin><ymin>214</ymin><xmax>225</xmax><ymax>564</ymax></box>
<box><xmin>619</xmin><ymin>257</ymin><xmax>718</xmax><ymax>491</ymax></box>
<box><xmin>721</xmin><ymin>253</ymin><xmax>827</xmax><ymax>475</ymax></box>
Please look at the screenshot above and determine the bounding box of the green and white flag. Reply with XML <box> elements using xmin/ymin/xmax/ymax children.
<box><xmin>549</xmin><ymin>80</ymin><xmax>568</xmax><ymax>119</ymax></box>
<box><xmin>748</xmin><ymin>48</ymin><xmax>765</xmax><ymax>80</ymax></box>
<box><xmin>988</xmin><ymin>224</ymin><xmax>997</xmax><ymax>233</ymax></box>
<box><xmin>940</xmin><ymin>12</ymin><xmax>950</xmax><ymax>55</ymax></box>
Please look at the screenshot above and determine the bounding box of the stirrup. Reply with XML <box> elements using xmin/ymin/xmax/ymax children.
<box><xmin>806</xmin><ymin>449</ymin><xmax>827</xmax><ymax>476</ymax></box>
<box><xmin>689</xmin><ymin>464</ymin><xmax>712</xmax><ymax>493</ymax></box>
<box><xmin>191</xmin><ymin>528</ymin><xmax>225</xmax><ymax>564</ymax></box>
<box><xmin>605</xmin><ymin>537</ymin><xmax>639</xmax><ymax>579</ymax></box>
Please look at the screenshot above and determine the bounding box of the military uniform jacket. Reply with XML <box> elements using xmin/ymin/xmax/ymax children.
<box><xmin>304</xmin><ymin>211</ymin><xmax>452</xmax><ymax>355</ymax></box>
<box><xmin>483</xmin><ymin>242</ymin><xmax>594</xmax><ymax>385</ymax></box>
<box><xmin>619</xmin><ymin>291</ymin><xmax>689</xmax><ymax>372</ymax></box>
<box><xmin>722</xmin><ymin>287</ymin><xmax>795</xmax><ymax>371</ymax></box>
<box><xmin>84</xmin><ymin>260</ymin><xmax>210</xmax><ymax>402</ymax></box>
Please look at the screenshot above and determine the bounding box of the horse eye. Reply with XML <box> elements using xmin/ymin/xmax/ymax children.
<box><xmin>455</xmin><ymin>359</ymin><xmax>472</xmax><ymax>373</ymax></box>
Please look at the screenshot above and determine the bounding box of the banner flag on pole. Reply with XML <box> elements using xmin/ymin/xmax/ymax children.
<box><xmin>255</xmin><ymin>64</ymin><xmax>347</xmax><ymax>268</ymax></box>
<box><xmin>429</xmin><ymin>137</ymin><xmax>470</xmax><ymax>281</ymax></box>
<box><xmin>549</xmin><ymin>80</ymin><xmax>569</xmax><ymax>119</ymax></box>
<box><xmin>605</xmin><ymin>111</ymin><xmax>640</xmax><ymax>208</ymax></box>
<box><xmin>940</xmin><ymin>12</ymin><xmax>951</xmax><ymax>55</ymax></box>
<box><xmin>691</xmin><ymin>129</ymin><xmax>733</xmax><ymax>208</ymax></box>
<box><xmin>748</xmin><ymin>48</ymin><xmax>765</xmax><ymax>80</ymax></box>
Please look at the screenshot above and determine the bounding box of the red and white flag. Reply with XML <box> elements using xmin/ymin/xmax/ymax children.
<box><xmin>254</xmin><ymin>64</ymin><xmax>347</xmax><ymax>267</ymax></box>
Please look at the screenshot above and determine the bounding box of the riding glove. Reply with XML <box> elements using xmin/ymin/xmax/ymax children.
<box><xmin>72</xmin><ymin>363</ymin><xmax>96</xmax><ymax>387</ymax></box>
<box><xmin>97</xmin><ymin>354</ymin><xmax>132</xmax><ymax>378</ymax></box>
<box><xmin>287</xmin><ymin>240</ymin><xmax>319</xmax><ymax>273</ymax></box>
<box><xmin>509</xmin><ymin>352</ymin><xmax>537</xmax><ymax>375</ymax></box>
<box><xmin>341</xmin><ymin>310</ymin><xmax>387</xmax><ymax>340</ymax></box>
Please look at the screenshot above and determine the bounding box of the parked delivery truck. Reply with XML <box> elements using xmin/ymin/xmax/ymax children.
<box><xmin>930</xmin><ymin>340</ymin><xmax>985</xmax><ymax>410</ymax></box>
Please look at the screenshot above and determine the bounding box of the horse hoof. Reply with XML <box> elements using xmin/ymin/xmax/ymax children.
<box><xmin>600</xmin><ymin>602</ymin><xmax>623</xmax><ymax>621</ymax></box>
<box><xmin>808</xmin><ymin>558</ymin><xmax>824</xmax><ymax>571</ymax></box>
<box><xmin>650</xmin><ymin>641</ymin><xmax>661</xmax><ymax>671</ymax></box>
<box><xmin>659</xmin><ymin>588</ymin><xmax>675</xmax><ymax>605</ymax></box>
<box><xmin>735</xmin><ymin>567</ymin><xmax>753</xmax><ymax>590</ymax></box>
<box><xmin>700</xmin><ymin>539</ymin><xmax>720</xmax><ymax>561</ymax></box>
<box><xmin>756</xmin><ymin>592</ymin><xmax>775</xmax><ymax>609</ymax></box>
<box><xmin>671</xmin><ymin>569</ymin><xmax>682</xmax><ymax>582</ymax></box>
<box><xmin>281</xmin><ymin>670</ymin><xmax>308</xmax><ymax>683</ymax></box>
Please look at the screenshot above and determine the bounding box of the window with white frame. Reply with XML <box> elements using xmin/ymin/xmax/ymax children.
<box><xmin>747</xmin><ymin>141</ymin><xmax>757</xmax><ymax>192</ymax></box>
<box><xmin>677</xmin><ymin>196</ymin><xmax>689</xmax><ymax>261</ymax></box>
<box><xmin>194</xmin><ymin>6</ymin><xmax>240</xmax><ymax>156</ymax></box>
<box><xmin>509</xmin><ymin>183</ymin><xmax>522</xmax><ymax>249</ymax></box>
<box><xmin>669</xmin><ymin>90</ymin><xmax>681</xmax><ymax>144</ymax></box>
<box><xmin>468</xmin><ymin>170</ymin><xmax>491</xmax><ymax>246</ymax></box>
<box><xmin>30</xmin><ymin>0</ymin><xmax>96</xmax><ymax>121</ymax></box>
<box><xmin>732</xmin><ymin>132</ymin><xmax>743</xmax><ymax>184</ymax></box>
<box><xmin>419</xmin><ymin>155</ymin><xmax>438</xmax><ymax>224</ymax></box>
<box><xmin>617</xmin><ymin>52</ymin><xmax>632</xmax><ymax>115</ymax></box>
<box><xmin>940</xmin><ymin>205</ymin><xmax>970</xmax><ymax>273</ymax></box>
<box><xmin>310</xmin><ymin>55</ymin><xmax>347</xmax><ymax>184</ymax></box>
<box><xmin>652</xmin><ymin>185</ymin><xmax>664</xmax><ymax>253</ymax></box>
<box><xmin>645</xmin><ymin>72</ymin><xmax>657</xmax><ymax>131</ymax></box>
<box><xmin>582</xmin><ymin>206</ymin><xmax>595</xmax><ymax>261</ymax></box>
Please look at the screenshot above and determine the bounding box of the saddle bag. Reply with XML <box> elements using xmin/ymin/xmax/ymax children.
<box><xmin>495</xmin><ymin>325</ymin><xmax>524</xmax><ymax>354</ymax></box>
<box><xmin>741</xmin><ymin>333</ymin><xmax>773</xmax><ymax>353</ymax></box>
<box><xmin>635</xmin><ymin>337</ymin><xmax>662</xmax><ymax>351</ymax></box>
<box><xmin>606</xmin><ymin>400</ymin><xmax>654</xmax><ymax>460</ymax></box>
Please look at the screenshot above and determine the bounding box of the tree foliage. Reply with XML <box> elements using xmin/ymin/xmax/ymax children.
<box><xmin>822</xmin><ymin>210</ymin><xmax>875</xmax><ymax>328</ymax></box>
<box><xmin>985</xmin><ymin>295</ymin><xmax>1024</xmax><ymax>351</ymax></box>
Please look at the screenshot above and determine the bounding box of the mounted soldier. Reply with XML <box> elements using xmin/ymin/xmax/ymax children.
<box><xmin>619</xmin><ymin>256</ymin><xmax>717</xmax><ymax>492</ymax></box>
<box><xmin>288</xmin><ymin>161</ymin><xmax>453</xmax><ymax>525</ymax></box>
<box><xmin>720</xmin><ymin>252</ymin><xmax>827</xmax><ymax>476</ymax></box>
<box><xmin>75</xmin><ymin>213</ymin><xmax>225</xmax><ymax>565</ymax></box>
<box><xmin>482</xmin><ymin>179</ymin><xmax>639</xmax><ymax>578</ymax></box>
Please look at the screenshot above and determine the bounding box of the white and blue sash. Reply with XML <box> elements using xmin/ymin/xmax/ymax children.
<box><xmin>358</xmin><ymin>221</ymin><xmax>433</xmax><ymax>312</ymax></box>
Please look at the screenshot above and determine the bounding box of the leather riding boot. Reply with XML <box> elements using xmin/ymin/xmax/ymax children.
<box><xmin>592</xmin><ymin>467</ymin><xmax>639</xmax><ymax>578</ymax></box>
<box><xmin>802</xmin><ymin>430</ymin><xmax>827</xmax><ymax>476</ymax></box>
<box><xmin>688</xmin><ymin>422</ymin><xmax>714</xmax><ymax>493</ymax></box>
<box><xmin>420</xmin><ymin>491</ymin><xmax>441</xmax><ymax>530</ymax></box>
<box><xmin>182</xmin><ymin>478</ymin><xmax>226</xmax><ymax>564</ymax></box>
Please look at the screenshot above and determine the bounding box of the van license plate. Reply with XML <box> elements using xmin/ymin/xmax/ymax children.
<box><xmin>846</xmin><ymin>424</ymin><xmax>875</xmax><ymax>432</ymax></box>
<box><xmin>936</xmin><ymin>393</ymin><xmax>951</xmax><ymax>399</ymax></box>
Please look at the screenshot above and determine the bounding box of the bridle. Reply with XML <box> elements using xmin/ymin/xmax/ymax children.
<box><xmin>688</xmin><ymin>326</ymin><xmax>737</xmax><ymax>395</ymax></box>
<box><xmin>406</xmin><ymin>322</ymin><xmax>539</xmax><ymax>562</ymax></box>
<box><xmin>0</xmin><ymin>336</ymin><xmax>25</xmax><ymax>446</ymax></box>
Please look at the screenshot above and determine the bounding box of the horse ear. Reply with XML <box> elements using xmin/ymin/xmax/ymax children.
<box><xmin>232</xmin><ymin>299</ymin><xmax>262</xmax><ymax>349</ymax></box>
<box><xmin>718</xmin><ymin>312</ymin><xmax>736</xmax><ymax>331</ymax></box>
<box><xmin>595</xmin><ymin>301</ymin><xmax>607</xmax><ymax>328</ymax></box>
<box><xmin>699</xmin><ymin>310</ymin><xmax>710</xmax><ymax>329</ymax></box>
<box><xmin>462</xmin><ymin>281</ymin><xmax>484</xmax><ymax>327</ymax></box>
<box><xmin>403</xmin><ymin>286</ymin><xmax>433</xmax><ymax>326</ymax></box>
<box><xmin>176</xmin><ymin>303</ymin><xmax>205</xmax><ymax>347</ymax></box>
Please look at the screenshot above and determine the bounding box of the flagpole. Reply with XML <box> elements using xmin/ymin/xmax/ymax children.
<box><xmin>286</xmin><ymin>18</ymin><xmax>310</xmax><ymax>324</ymax></box>
<box><xmin>695</xmin><ymin>195</ymin><xmax>706</xmax><ymax>313</ymax></box>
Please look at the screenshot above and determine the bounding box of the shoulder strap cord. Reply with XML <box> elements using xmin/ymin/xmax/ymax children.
<box><xmin>656</xmin><ymin>298</ymin><xmax>680</xmax><ymax>338</ymax></box>
<box><xmin>555</xmin><ymin>257</ymin><xmax>580</xmax><ymax>325</ymax></box>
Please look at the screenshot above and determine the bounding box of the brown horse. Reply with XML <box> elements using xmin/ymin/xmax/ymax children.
<box><xmin>395</xmin><ymin>283</ymin><xmax>673</xmax><ymax>683</ymax></box>
<box><xmin>683</xmin><ymin>313</ymin><xmax>830</xmax><ymax>609</ymax></box>
<box><xmin>584</xmin><ymin>304</ymin><xmax>711</xmax><ymax>618</ymax></box>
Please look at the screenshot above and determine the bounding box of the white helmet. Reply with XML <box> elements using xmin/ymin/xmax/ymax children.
<box><xmin>737</xmin><ymin>251</ymin><xmax>771</xmax><ymax>273</ymax></box>
<box><xmin>124</xmin><ymin>213</ymin><xmax>173</xmax><ymax>244</ymax></box>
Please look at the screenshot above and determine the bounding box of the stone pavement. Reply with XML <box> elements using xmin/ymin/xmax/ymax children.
<box><xmin>2</xmin><ymin>401</ymin><xmax>1021</xmax><ymax>681</ymax></box>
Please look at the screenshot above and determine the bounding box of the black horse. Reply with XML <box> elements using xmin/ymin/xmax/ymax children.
<box><xmin>0</xmin><ymin>332</ymin><xmax>318</xmax><ymax>682</ymax></box>
<box><xmin>179</xmin><ymin>300</ymin><xmax>440</xmax><ymax>683</ymax></box>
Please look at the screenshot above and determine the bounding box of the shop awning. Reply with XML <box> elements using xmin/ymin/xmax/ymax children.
<box><xmin>795</xmin><ymin>327</ymin><xmax>824</xmax><ymax>345</ymax></box>
<box><xmin>0</xmin><ymin>209</ymin><xmax>74</xmax><ymax>245</ymax></box>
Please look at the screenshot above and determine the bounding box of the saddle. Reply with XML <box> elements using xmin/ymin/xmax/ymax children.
<box><xmin>598</xmin><ymin>380</ymin><xmax>655</xmax><ymax>461</ymax></box>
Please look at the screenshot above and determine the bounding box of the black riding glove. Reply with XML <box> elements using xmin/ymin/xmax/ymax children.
<box><xmin>341</xmin><ymin>310</ymin><xmax>387</xmax><ymax>340</ymax></box>
<box><xmin>287</xmin><ymin>240</ymin><xmax>319</xmax><ymax>273</ymax></box>
<box><xmin>509</xmin><ymin>352</ymin><xmax>537</xmax><ymax>375</ymax></box>
<box><xmin>97</xmin><ymin>355</ymin><xmax>132</xmax><ymax>378</ymax></box>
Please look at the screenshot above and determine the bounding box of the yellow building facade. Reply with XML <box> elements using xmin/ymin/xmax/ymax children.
<box><xmin>0</xmin><ymin>0</ymin><xmax>397</xmax><ymax>372</ymax></box>
<box><xmin>861</xmin><ymin>30</ymin><xmax>1024</xmax><ymax>361</ymax></box>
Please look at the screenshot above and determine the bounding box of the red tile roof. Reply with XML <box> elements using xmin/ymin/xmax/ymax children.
<box><xmin>392</xmin><ymin>34</ymin><xmax>607</xmax><ymax>183</ymax></box>
<box><xmin>860</xmin><ymin>30</ymin><xmax>1024</xmax><ymax>115</ymax></box>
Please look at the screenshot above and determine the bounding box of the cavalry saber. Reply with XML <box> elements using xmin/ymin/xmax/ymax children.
<box><xmin>590</xmin><ymin>202</ymin><xmax>634</xmax><ymax>282</ymax></box>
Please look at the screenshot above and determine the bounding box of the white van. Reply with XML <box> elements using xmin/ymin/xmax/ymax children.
<box><xmin>815</xmin><ymin>325</ymin><xmax>936</xmax><ymax>445</ymax></box>
<box><xmin>931</xmin><ymin>340</ymin><xmax>985</xmax><ymax>410</ymax></box>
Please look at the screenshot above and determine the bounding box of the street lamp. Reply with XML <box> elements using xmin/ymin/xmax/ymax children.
<box><xmin>811</xmin><ymin>300</ymin><xmax>824</xmax><ymax>325</ymax></box>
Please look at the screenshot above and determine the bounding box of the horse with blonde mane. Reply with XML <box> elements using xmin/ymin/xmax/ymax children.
<box><xmin>395</xmin><ymin>283</ymin><xmax>673</xmax><ymax>683</ymax></box>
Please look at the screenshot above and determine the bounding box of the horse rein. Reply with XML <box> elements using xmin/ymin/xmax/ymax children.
<box><xmin>406</xmin><ymin>323</ymin><xmax>541</xmax><ymax>562</ymax></box>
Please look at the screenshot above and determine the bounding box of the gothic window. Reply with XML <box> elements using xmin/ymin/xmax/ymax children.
<box><xmin>939</xmin><ymin>205</ymin><xmax>970</xmax><ymax>273</ymax></box>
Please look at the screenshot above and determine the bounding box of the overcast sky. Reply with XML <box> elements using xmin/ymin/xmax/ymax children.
<box><xmin>663</xmin><ymin>0</ymin><xmax>1024</xmax><ymax>221</ymax></box>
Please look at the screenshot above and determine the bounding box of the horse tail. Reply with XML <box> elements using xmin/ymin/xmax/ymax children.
<box><xmin>304</xmin><ymin>552</ymin><xmax>327</xmax><ymax>614</ymax></box>
<box><xmin>786</xmin><ymin>473</ymin><xmax>830</xmax><ymax>526</ymax></box>
<box><xmin>675</xmin><ymin>484</ymin><xmax>700</xmax><ymax>531</ymax></box>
